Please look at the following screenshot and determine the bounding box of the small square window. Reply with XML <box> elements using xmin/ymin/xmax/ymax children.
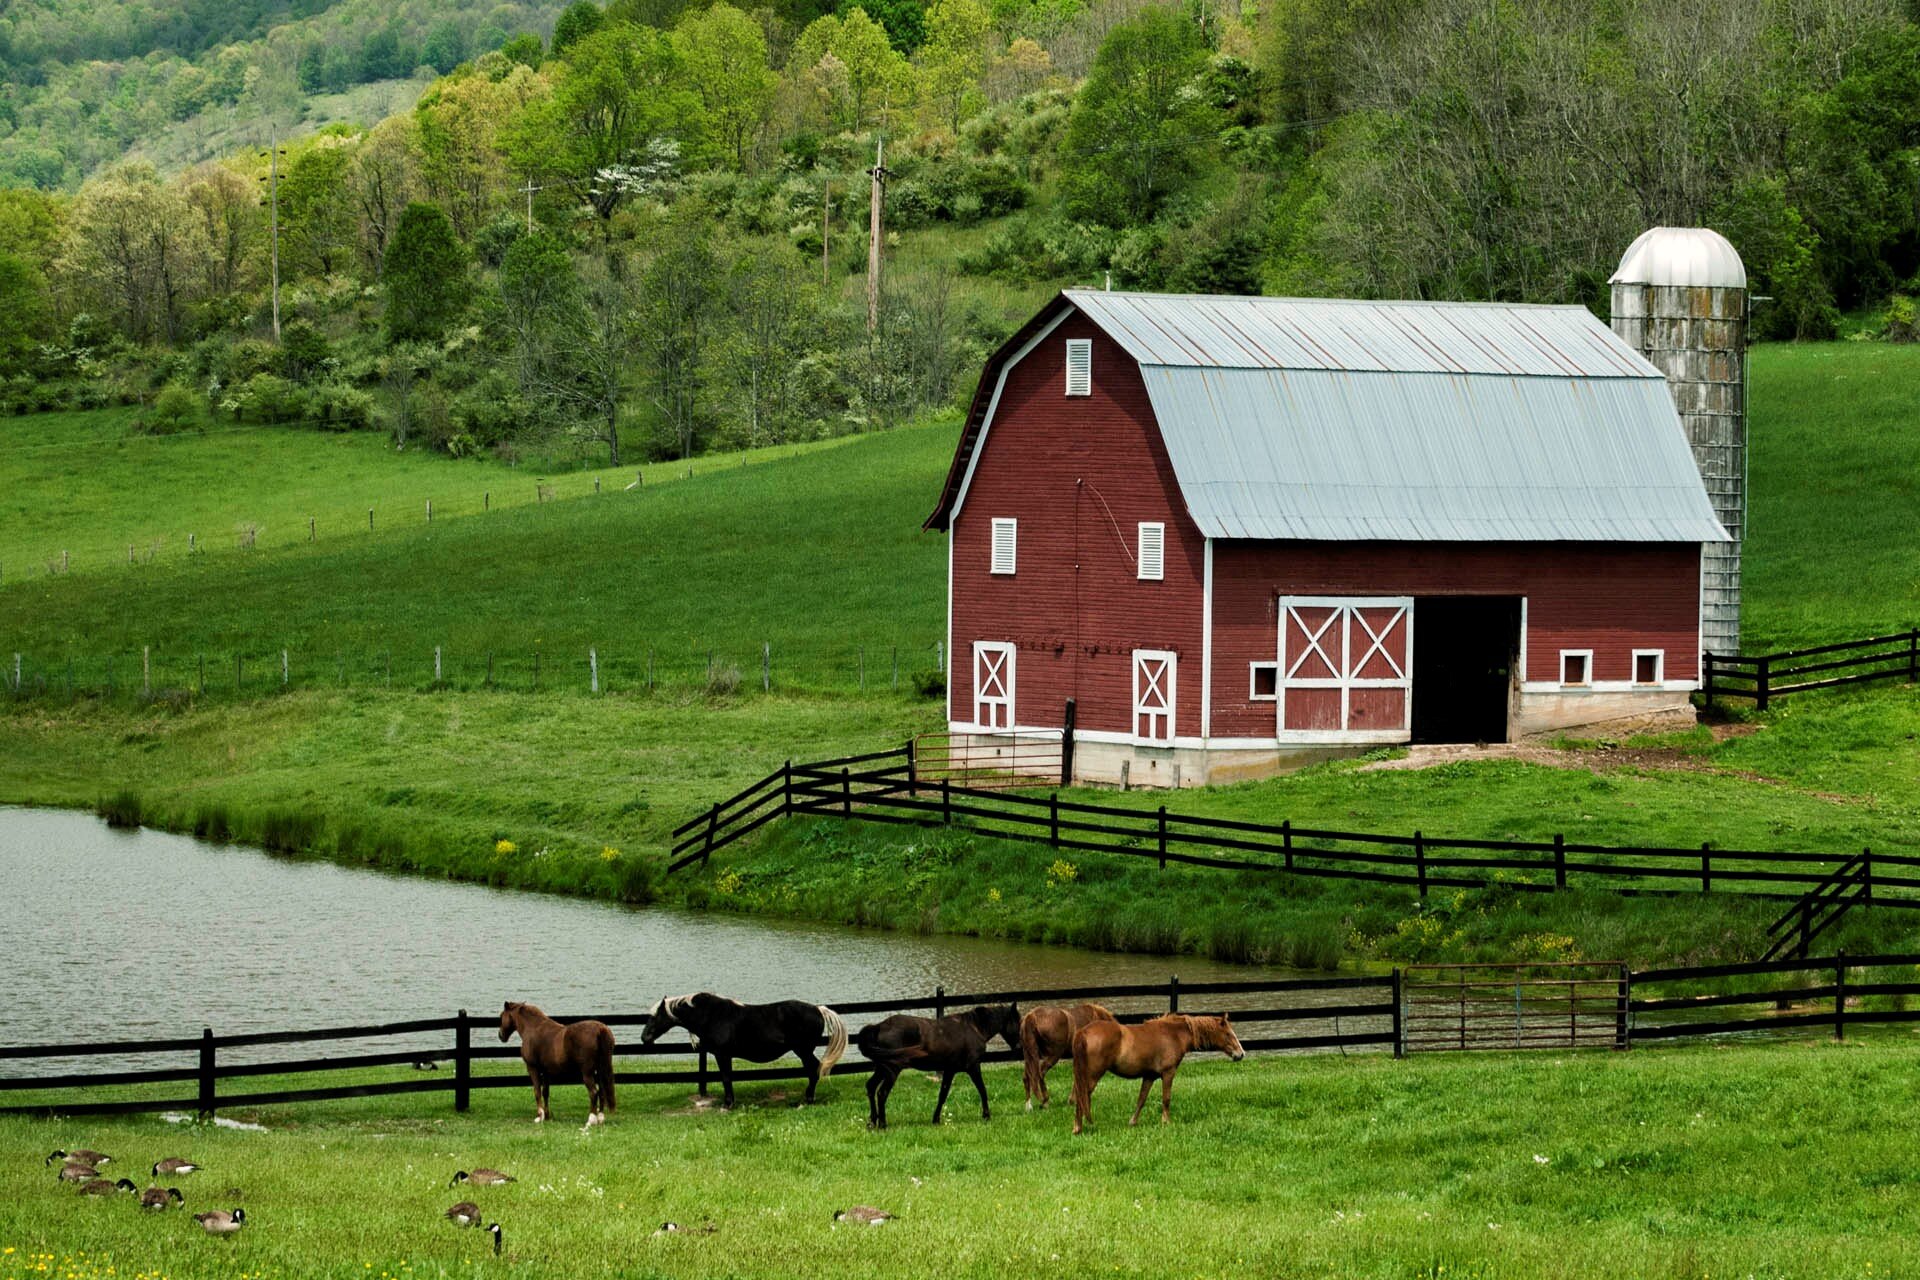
<box><xmin>1065</xmin><ymin>339</ymin><xmax>1091</xmax><ymax>397</ymax></box>
<box><xmin>990</xmin><ymin>518</ymin><xmax>1016</xmax><ymax>575</ymax></box>
<box><xmin>1634</xmin><ymin>651</ymin><xmax>1664</xmax><ymax>685</ymax></box>
<box><xmin>1560</xmin><ymin>650</ymin><xmax>1591</xmax><ymax>687</ymax></box>
<box><xmin>1250</xmin><ymin>662</ymin><xmax>1278</xmax><ymax>701</ymax></box>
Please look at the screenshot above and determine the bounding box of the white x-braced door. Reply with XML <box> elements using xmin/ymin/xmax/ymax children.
<box><xmin>1277</xmin><ymin>598</ymin><xmax>1412</xmax><ymax>741</ymax></box>
<box><xmin>973</xmin><ymin>641</ymin><xmax>1015</xmax><ymax>730</ymax></box>
<box><xmin>1133</xmin><ymin>649</ymin><xmax>1176</xmax><ymax>743</ymax></box>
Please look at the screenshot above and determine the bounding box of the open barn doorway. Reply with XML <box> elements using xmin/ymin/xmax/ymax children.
<box><xmin>1411</xmin><ymin>597</ymin><xmax>1521</xmax><ymax>744</ymax></box>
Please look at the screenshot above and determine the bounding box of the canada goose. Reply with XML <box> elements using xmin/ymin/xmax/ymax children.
<box><xmin>193</xmin><ymin>1208</ymin><xmax>245</xmax><ymax>1235</ymax></box>
<box><xmin>78</xmin><ymin>1177</ymin><xmax>137</xmax><ymax>1196</ymax></box>
<box><xmin>446</xmin><ymin>1201</ymin><xmax>482</xmax><ymax>1227</ymax></box>
<box><xmin>55</xmin><ymin>1162</ymin><xmax>99</xmax><ymax>1182</ymax></box>
<box><xmin>450</xmin><ymin>1168</ymin><xmax>515</xmax><ymax>1187</ymax></box>
<box><xmin>141</xmin><ymin>1186</ymin><xmax>184</xmax><ymax>1211</ymax></box>
<box><xmin>47</xmin><ymin>1149</ymin><xmax>111</xmax><ymax>1167</ymax></box>
<box><xmin>654</xmin><ymin>1220</ymin><xmax>717</xmax><ymax>1236</ymax></box>
<box><xmin>152</xmin><ymin>1158</ymin><xmax>200</xmax><ymax>1176</ymax></box>
<box><xmin>833</xmin><ymin>1205</ymin><xmax>893</xmax><ymax>1225</ymax></box>
<box><xmin>487</xmin><ymin>1223</ymin><xmax>502</xmax><ymax>1256</ymax></box>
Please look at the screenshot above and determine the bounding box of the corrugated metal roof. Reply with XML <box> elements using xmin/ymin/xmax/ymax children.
<box><xmin>1064</xmin><ymin>290</ymin><xmax>1661</xmax><ymax>378</ymax></box>
<box><xmin>1142</xmin><ymin>365</ymin><xmax>1729</xmax><ymax>543</ymax></box>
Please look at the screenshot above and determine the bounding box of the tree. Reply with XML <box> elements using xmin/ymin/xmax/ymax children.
<box><xmin>0</xmin><ymin>253</ymin><xmax>51</xmax><ymax>366</ymax></box>
<box><xmin>536</xmin><ymin>255</ymin><xmax>636</xmax><ymax>465</ymax></box>
<box><xmin>350</xmin><ymin>116</ymin><xmax>422</xmax><ymax>275</ymax></box>
<box><xmin>417</xmin><ymin>65</ymin><xmax>545</xmax><ymax>237</ymax></box>
<box><xmin>918</xmin><ymin>0</ymin><xmax>995</xmax><ymax>133</ymax></box>
<box><xmin>280</xmin><ymin>138</ymin><xmax>359</xmax><ymax>278</ymax></box>
<box><xmin>789</xmin><ymin>9</ymin><xmax>914</xmax><ymax>131</ymax></box>
<box><xmin>58</xmin><ymin>163</ymin><xmax>212</xmax><ymax>344</ymax></box>
<box><xmin>1062</xmin><ymin>7</ymin><xmax>1215</xmax><ymax>225</ymax></box>
<box><xmin>551</xmin><ymin>1</ymin><xmax>605</xmax><ymax>56</ymax></box>
<box><xmin>719</xmin><ymin>252</ymin><xmax>820</xmax><ymax>445</ymax></box>
<box><xmin>840</xmin><ymin>0</ymin><xmax>925</xmax><ymax>53</ymax></box>
<box><xmin>498</xmin><ymin>232</ymin><xmax>579</xmax><ymax>394</ymax></box>
<box><xmin>422</xmin><ymin>22</ymin><xmax>467</xmax><ymax>74</ymax></box>
<box><xmin>674</xmin><ymin>4</ymin><xmax>776</xmax><ymax>170</ymax></box>
<box><xmin>179</xmin><ymin>162</ymin><xmax>257</xmax><ymax>300</ymax></box>
<box><xmin>383</xmin><ymin>202</ymin><xmax>469</xmax><ymax>342</ymax></box>
<box><xmin>637</xmin><ymin>221</ymin><xmax>722</xmax><ymax>459</ymax></box>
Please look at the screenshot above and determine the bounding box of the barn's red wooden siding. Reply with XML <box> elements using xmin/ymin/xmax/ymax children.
<box><xmin>1209</xmin><ymin>542</ymin><xmax>1702</xmax><ymax>739</ymax></box>
<box><xmin>949</xmin><ymin>313</ymin><xmax>1204</xmax><ymax>738</ymax></box>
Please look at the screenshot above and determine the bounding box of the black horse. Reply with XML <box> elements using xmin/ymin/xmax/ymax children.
<box><xmin>856</xmin><ymin>1004</ymin><xmax>1021</xmax><ymax>1129</ymax></box>
<box><xmin>640</xmin><ymin>993</ymin><xmax>848</xmax><ymax>1108</ymax></box>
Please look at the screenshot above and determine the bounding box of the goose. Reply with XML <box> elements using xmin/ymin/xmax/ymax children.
<box><xmin>446</xmin><ymin>1201</ymin><xmax>483</xmax><ymax>1227</ymax></box>
<box><xmin>654</xmin><ymin>1220</ymin><xmax>718</xmax><ymax>1237</ymax></box>
<box><xmin>55</xmin><ymin>1162</ymin><xmax>99</xmax><ymax>1182</ymax></box>
<box><xmin>487</xmin><ymin>1223</ymin><xmax>502</xmax><ymax>1256</ymax></box>
<box><xmin>47</xmin><ymin>1149</ymin><xmax>111</xmax><ymax>1167</ymax></box>
<box><xmin>450</xmin><ymin>1168</ymin><xmax>515</xmax><ymax>1187</ymax></box>
<box><xmin>152</xmin><ymin>1158</ymin><xmax>200</xmax><ymax>1176</ymax></box>
<box><xmin>140</xmin><ymin>1186</ymin><xmax>185</xmax><ymax>1211</ymax></box>
<box><xmin>833</xmin><ymin>1205</ymin><xmax>893</xmax><ymax>1225</ymax></box>
<box><xmin>193</xmin><ymin>1208</ymin><xmax>245</xmax><ymax>1235</ymax></box>
<box><xmin>78</xmin><ymin>1177</ymin><xmax>137</xmax><ymax>1196</ymax></box>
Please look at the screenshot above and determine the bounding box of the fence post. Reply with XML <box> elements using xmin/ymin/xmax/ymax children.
<box><xmin>762</xmin><ymin>642</ymin><xmax>771</xmax><ymax>693</ymax></box>
<box><xmin>1049</xmin><ymin>793</ymin><xmax>1059</xmax><ymax>846</ymax></box>
<box><xmin>455</xmin><ymin>1009</ymin><xmax>471</xmax><ymax>1113</ymax></box>
<box><xmin>841</xmin><ymin>767</ymin><xmax>852</xmax><ymax>817</ymax></box>
<box><xmin>698</xmin><ymin>1050</ymin><xmax>709</xmax><ymax>1097</ymax></box>
<box><xmin>1553</xmin><ymin>832</ymin><xmax>1566</xmax><ymax>890</ymax></box>
<box><xmin>1157</xmin><ymin>805</ymin><xmax>1168</xmax><ymax>870</ymax></box>
<box><xmin>1835</xmin><ymin>950</ymin><xmax>1847</xmax><ymax>1042</ymax></box>
<box><xmin>1615</xmin><ymin>964</ymin><xmax>1631</xmax><ymax>1051</ymax></box>
<box><xmin>935</xmin><ymin>985</ymin><xmax>946</xmax><ymax>1020</ymax></box>
<box><xmin>1908</xmin><ymin>627</ymin><xmax>1919</xmax><ymax>684</ymax></box>
<box><xmin>486</xmin><ymin>651</ymin><xmax>494</xmax><ymax>687</ymax></box>
<box><xmin>281</xmin><ymin>649</ymin><xmax>288</xmax><ymax>688</ymax></box>
<box><xmin>309</xmin><ymin>516</ymin><xmax>315</xmax><ymax>542</ymax></box>
<box><xmin>1863</xmin><ymin>847</ymin><xmax>1873</xmax><ymax>907</ymax></box>
<box><xmin>142</xmin><ymin>646</ymin><xmax>150</xmax><ymax>697</ymax></box>
<box><xmin>435</xmin><ymin>646</ymin><xmax>443</xmax><ymax>685</ymax></box>
<box><xmin>1701</xmin><ymin>843</ymin><xmax>1712</xmax><ymax>893</ymax></box>
<box><xmin>368</xmin><ymin>507</ymin><xmax>374</xmax><ymax>532</ymax></box>
<box><xmin>703</xmin><ymin>803</ymin><xmax>719</xmax><ymax>866</ymax></box>
<box><xmin>905</xmin><ymin>740</ymin><xmax>918</xmax><ymax>796</ymax></box>
<box><xmin>1756</xmin><ymin>655</ymin><xmax>1771</xmax><ymax>711</ymax></box>
<box><xmin>935</xmin><ymin>640</ymin><xmax>944</xmax><ymax>674</ymax></box>
<box><xmin>1414</xmin><ymin>830</ymin><xmax>1427</xmax><ymax>898</ymax></box>
<box><xmin>1061</xmin><ymin>698</ymin><xmax>1077</xmax><ymax>786</ymax></box>
<box><xmin>942</xmin><ymin>776</ymin><xmax>952</xmax><ymax>825</ymax></box>
<box><xmin>783</xmin><ymin>760</ymin><xmax>794</xmax><ymax>814</ymax></box>
<box><xmin>1703</xmin><ymin>653</ymin><xmax>1716</xmax><ymax>708</ymax></box>
<box><xmin>590</xmin><ymin>648</ymin><xmax>599</xmax><ymax>695</ymax></box>
<box><xmin>1390</xmin><ymin>969</ymin><xmax>1404</xmax><ymax>1058</ymax></box>
<box><xmin>197</xmin><ymin>1027</ymin><xmax>216</xmax><ymax>1119</ymax></box>
<box><xmin>1168</xmin><ymin>975</ymin><xmax>1179</xmax><ymax>1013</ymax></box>
<box><xmin>1282</xmin><ymin>819</ymin><xmax>1293</xmax><ymax>871</ymax></box>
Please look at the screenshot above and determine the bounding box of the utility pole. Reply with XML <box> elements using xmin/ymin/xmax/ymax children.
<box><xmin>866</xmin><ymin>136</ymin><xmax>893</xmax><ymax>334</ymax></box>
<box><xmin>517</xmin><ymin>177</ymin><xmax>547</xmax><ymax>234</ymax></box>
<box><xmin>258</xmin><ymin>130</ymin><xmax>284</xmax><ymax>342</ymax></box>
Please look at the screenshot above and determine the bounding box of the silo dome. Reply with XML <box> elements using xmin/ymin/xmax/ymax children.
<box><xmin>1610</xmin><ymin>227</ymin><xmax>1746</xmax><ymax>289</ymax></box>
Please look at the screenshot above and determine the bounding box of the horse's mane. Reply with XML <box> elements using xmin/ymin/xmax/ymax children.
<box><xmin>649</xmin><ymin>993</ymin><xmax>743</xmax><ymax>1020</ymax></box>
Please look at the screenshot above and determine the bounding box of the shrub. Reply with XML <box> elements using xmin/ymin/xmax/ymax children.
<box><xmin>239</xmin><ymin>372</ymin><xmax>307</xmax><ymax>423</ymax></box>
<box><xmin>96</xmin><ymin>788</ymin><xmax>143</xmax><ymax>829</ymax></box>
<box><xmin>1885</xmin><ymin>295</ymin><xmax>1920</xmax><ymax>343</ymax></box>
<box><xmin>136</xmin><ymin>382</ymin><xmax>204</xmax><ymax>435</ymax></box>
<box><xmin>912</xmin><ymin>668</ymin><xmax>945</xmax><ymax>698</ymax></box>
<box><xmin>706</xmin><ymin>662</ymin><xmax>743</xmax><ymax>696</ymax></box>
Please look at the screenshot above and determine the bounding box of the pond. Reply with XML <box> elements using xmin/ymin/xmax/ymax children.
<box><xmin>0</xmin><ymin>807</ymin><xmax>1327</xmax><ymax>1070</ymax></box>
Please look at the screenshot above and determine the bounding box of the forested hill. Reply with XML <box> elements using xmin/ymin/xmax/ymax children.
<box><xmin>7</xmin><ymin>0</ymin><xmax>1920</xmax><ymax>469</ymax></box>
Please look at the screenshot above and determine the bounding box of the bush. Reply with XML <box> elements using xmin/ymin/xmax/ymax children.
<box><xmin>706</xmin><ymin>662</ymin><xmax>743</xmax><ymax>696</ymax></box>
<box><xmin>311</xmin><ymin>381</ymin><xmax>376</xmax><ymax>430</ymax></box>
<box><xmin>1884</xmin><ymin>295</ymin><xmax>1920</xmax><ymax>343</ymax></box>
<box><xmin>136</xmin><ymin>382</ymin><xmax>204</xmax><ymax>435</ymax></box>
<box><xmin>239</xmin><ymin>372</ymin><xmax>308</xmax><ymax>423</ymax></box>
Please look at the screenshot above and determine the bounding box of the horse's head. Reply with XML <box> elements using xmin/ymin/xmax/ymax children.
<box><xmin>972</xmin><ymin>1003</ymin><xmax>1022</xmax><ymax>1051</ymax></box>
<box><xmin>1194</xmin><ymin>1013</ymin><xmax>1246</xmax><ymax>1061</ymax></box>
<box><xmin>499</xmin><ymin>1000</ymin><xmax>526</xmax><ymax>1043</ymax></box>
<box><xmin>640</xmin><ymin>995</ymin><xmax>687</xmax><ymax>1045</ymax></box>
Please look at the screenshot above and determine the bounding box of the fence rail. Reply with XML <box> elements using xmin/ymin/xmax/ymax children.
<box><xmin>1705</xmin><ymin>629</ymin><xmax>1919</xmax><ymax>709</ymax></box>
<box><xmin>671</xmin><ymin>749</ymin><xmax>1920</xmax><ymax>908</ymax></box>
<box><xmin>1627</xmin><ymin>952</ymin><xmax>1920</xmax><ymax>1043</ymax></box>
<box><xmin>0</xmin><ymin>975</ymin><xmax>1395</xmax><ymax>1117</ymax></box>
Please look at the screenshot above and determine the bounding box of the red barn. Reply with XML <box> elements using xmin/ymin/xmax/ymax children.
<box><xmin>925</xmin><ymin>290</ymin><xmax>1730</xmax><ymax>787</ymax></box>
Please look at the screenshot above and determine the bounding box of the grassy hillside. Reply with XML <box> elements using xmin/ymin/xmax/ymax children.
<box><xmin>4</xmin><ymin>1038</ymin><xmax>1920</xmax><ymax>1278</ymax></box>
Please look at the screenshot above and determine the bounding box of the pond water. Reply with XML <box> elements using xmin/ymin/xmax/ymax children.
<box><xmin>0</xmin><ymin>807</ymin><xmax>1326</xmax><ymax>1071</ymax></box>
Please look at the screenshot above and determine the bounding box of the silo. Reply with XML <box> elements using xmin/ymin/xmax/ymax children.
<box><xmin>1609</xmin><ymin>227</ymin><xmax>1748</xmax><ymax>657</ymax></box>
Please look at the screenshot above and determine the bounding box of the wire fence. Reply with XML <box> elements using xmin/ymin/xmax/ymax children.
<box><xmin>0</xmin><ymin>641</ymin><xmax>948</xmax><ymax>702</ymax></box>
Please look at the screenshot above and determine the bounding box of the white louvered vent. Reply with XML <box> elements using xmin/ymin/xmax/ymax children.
<box><xmin>1065</xmin><ymin>339</ymin><xmax>1092</xmax><ymax>396</ymax></box>
<box><xmin>1137</xmin><ymin>522</ymin><xmax>1164</xmax><ymax>581</ymax></box>
<box><xmin>990</xmin><ymin>517</ymin><xmax>1017</xmax><ymax>575</ymax></box>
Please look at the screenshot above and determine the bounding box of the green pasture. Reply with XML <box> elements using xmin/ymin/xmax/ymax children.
<box><xmin>5</xmin><ymin>1036</ymin><xmax>1920</xmax><ymax>1278</ymax></box>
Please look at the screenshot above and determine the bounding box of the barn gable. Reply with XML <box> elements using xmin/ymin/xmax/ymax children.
<box><xmin>929</xmin><ymin>291</ymin><xmax>1729</xmax><ymax>545</ymax></box>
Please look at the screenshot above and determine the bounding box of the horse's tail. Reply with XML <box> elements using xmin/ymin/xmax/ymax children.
<box><xmin>1069</xmin><ymin>1029</ymin><xmax>1093</xmax><ymax>1123</ymax></box>
<box><xmin>596</xmin><ymin>1025</ymin><xmax>616</xmax><ymax>1113</ymax></box>
<box><xmin>816</xmin><ymin>1006</ymin><xmax>848</xmax><ymax>1078</ymax></box>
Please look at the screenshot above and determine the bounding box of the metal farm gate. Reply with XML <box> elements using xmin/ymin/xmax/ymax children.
<box><xmin>1401</xmin><ymin>963</ymin><xmax>1629</xmax><ymax>1052</ymax></box>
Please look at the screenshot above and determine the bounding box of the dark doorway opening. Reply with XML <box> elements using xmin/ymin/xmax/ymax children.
<box><xmin>1411</xmin><ymin>597</ymin><xmax>1521</xmax><ymax>744</ymax></box>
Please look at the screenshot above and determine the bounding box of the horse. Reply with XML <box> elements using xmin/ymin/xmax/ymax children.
<box><xmin>1070</xmin><ymin>1012</ymin><xmax>1245</xmax><ymax>1135</ymax></box>
<box><xmin>1019</xmin><ymin>1003</ymin><xmax>1117</xmax><ymax>1110</ymax></box>
<box><xmin>855</xmin><ymin>1004</ymin><xmax>1021</xmax><ymax>1129</ymax></box>
<box><xmin>498</xmin><ymin>1001</ymin><xmax>616</xmax><ymax>1126</ymax></box>
<box><xmin>640</xmin><ymin>992</ymin><xmax>848</xmax><ymax>1108</ymax></box>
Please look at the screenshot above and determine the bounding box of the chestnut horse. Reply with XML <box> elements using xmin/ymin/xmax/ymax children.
<box><xmin>1070</xmin><ymin>1013</ymin><xmax>1244</xmax><ymax>1135</ymax></box>
<box><xmin>1020</xmin><ymin>1003</ymin><xmax>1116</xmax><ymax>1110</ymax></box>
<box><xmin>498</xmin><ymin>1001</ymin><xmax>616</xmax><ymax>1126</ymax></box>
<box><xmin>855</xmin><ymin>1004</ymin><xmax>1021</xmax><ymax>1129</ymax></box>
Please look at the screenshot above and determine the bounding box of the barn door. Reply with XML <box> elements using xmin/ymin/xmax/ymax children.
<box><xmin>973</xmin><ymin>642</ymin><xmax>1014</xmax><ymax>730</ymax></box>
<box><xmin>1277</xmin><ymin>598</ymin><xmax>1412</xmax><ymax>740</ymax></box>
<box><xmin>1132</xmin><ymin>650</ymin><xmax>1176</xmax><ymax>743</ymax></box>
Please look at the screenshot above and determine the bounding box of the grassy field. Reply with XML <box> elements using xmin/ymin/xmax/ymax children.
<box><xmin>4</xmin><ymin>1036</ymin><xmax>1920</xmax><ymax>1278</ymax></box>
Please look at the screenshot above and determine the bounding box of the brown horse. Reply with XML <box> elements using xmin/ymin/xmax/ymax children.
<box><xmin>1070</xmin><ymin>1013</ymin><xmax>1244</xmax><ymax>1135</ymax></box>
<box><xmin>1020</xmin><ymin>1003</ymin><xmax>1116</xmax><ymax>1111</ymax></box>
<box><xmin>855</xmin><ymin>1004</ymin><xmax>1021</xmax><ymax>1129</ymax></box>
<box><xmin>498</xmin><ymin>1001</ymin><xmax>616</xmax><ymax>1126</ymax></box>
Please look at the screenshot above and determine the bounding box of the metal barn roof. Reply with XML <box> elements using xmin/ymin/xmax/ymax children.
<box><xmin>1062</xmin><ymin>291</ymin><xmax>1730</xmax><ymax>544</ymax></box>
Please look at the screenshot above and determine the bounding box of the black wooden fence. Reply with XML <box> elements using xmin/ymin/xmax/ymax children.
<box><xmin>1705</xmin><ymin>629</ymin><xmax>1920</xmax><ymax>709</ymax></box>
<box><xmin>1628</xmin><ymin>952</ymin><xmax>1920</xmax><ymax>1043</ymax></box>
<box><xmin>0</xmin><ymin>975</ymin><xmax>1396</xmax><ymax>1119</ymax></box>
<box><xmin>670</xmin><ymin>747</ymin><xmax>1920</xmax><ymax>907</ymax></box>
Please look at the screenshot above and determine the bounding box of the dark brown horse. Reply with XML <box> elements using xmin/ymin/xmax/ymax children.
<box><xmin>855</xmin><ymin>1004</ymin><xmax>1020</xmax><ymax>1129</ymax></box>
<box><xmin>1020</xmin><ymin>1003</ymin><xmax>1117</xmax><ymax>1111</ymax></box>
<box><xmin>640</xmin><ymin>993</ymin><xmax>847</xmax><ymax>1108</ymax></box>
<box><xmin>498</xmin><ymin>1001</ymin><xmax>616</xmax><ymax>1126</ymax></box>
<box><xmin>1070</xmin><ymin>1012</ymin><xmax>1244</xmax><ymax>1135</ymax></box>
